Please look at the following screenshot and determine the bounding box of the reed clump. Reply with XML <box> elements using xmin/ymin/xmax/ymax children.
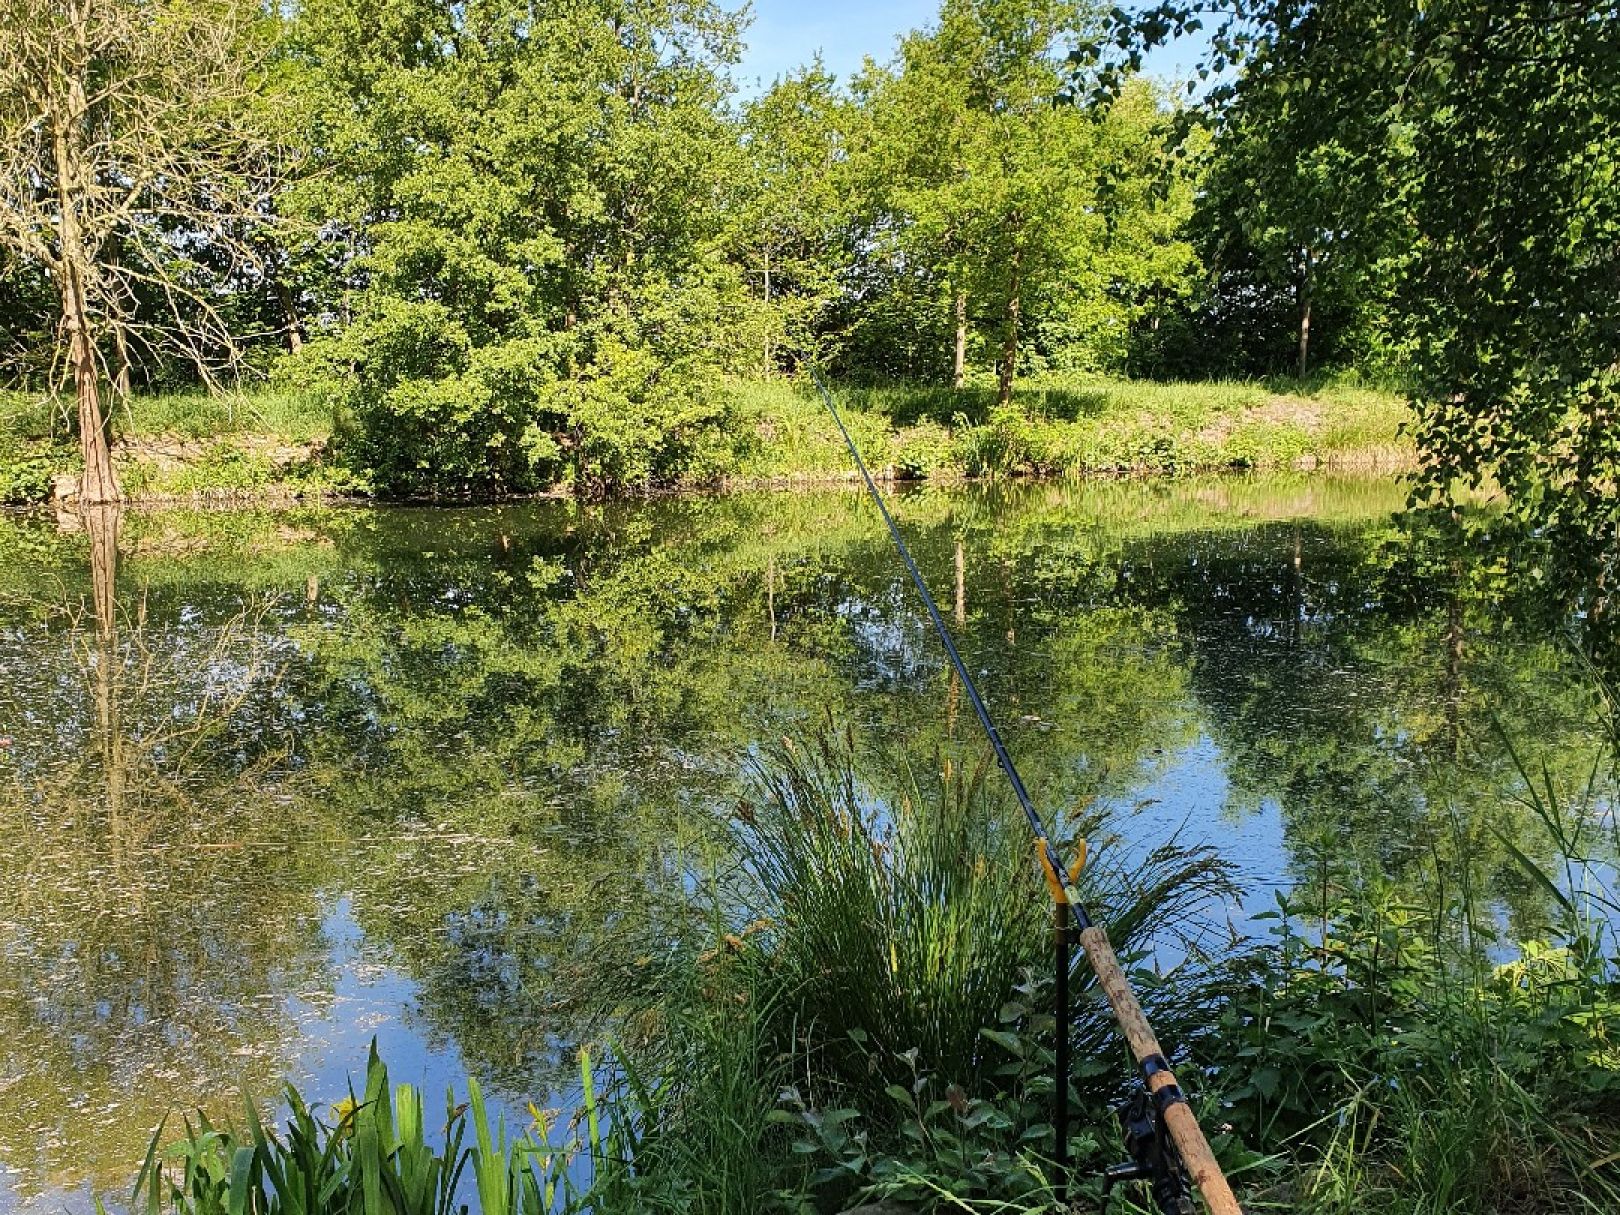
<box><xmin>122</xmin><ymin>1043</ymin><xmax>603</xmax><ymax>1215</ymax></box>
<box><xmin>729</xmin><ymin>728</ymin><xmax>1236</xmax><ymax>1109</ymax></box>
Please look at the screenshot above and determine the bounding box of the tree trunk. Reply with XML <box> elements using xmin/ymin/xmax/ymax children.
<box><xmin>997</xmin><ymin>249</ymin><xmax>1022</xmax><ymax>408</ymax></box>
<box><xmin>952</xmin><ymin>289</ymin><xmax>966</xmax><ymax>389</ymax></box>
<box><xmin>1296</xmin><ymin>249</ymin><xmax>1313</xmax><ymax>379</ymax></box>
<box><xmin>954</xmin><ymin>537</ymin><xmax>966</xmax><ymax>627</ymax></box>
<box><xmin>113</xmin><ymin>320</ymin><xmax>132</xmax><ymax>401</ymax></box>
<box><xmin>762</xmin><ymin>248</ymin><xmax>772</xmax><ymax>376</ymax></box>
<box><xmin>70</xmin><ymin>289</ymin><xmax>119</xmax><ymax>504</ymax></box>
<box><xmin>108</xmin><ymin>240</ymin><xmax>132</xmax><ymax>400</ymax></box>
<box><xmin>52</xmin><ymin>72</ymin><xmax>120</xmax><ymax>504</ymax></box>
<box><xmin>274</xmin><ymin>278</ymin><xmax>305</xmax><ymax>354</ymax></box>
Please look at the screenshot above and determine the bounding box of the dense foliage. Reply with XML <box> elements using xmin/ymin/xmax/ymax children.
<box><xmin>1097</xmin><ymin>0</ymin><xmax>1620</xmax><ymax>571</ymax></box>
<box><xmin>2</xmin><ymin>0</ymin><xmax>1616</xmax><ymax>531</ymax></box>
<box><xmin>0</xmin><ymin>0</ymin><xmax>1349</xmax><ymax>499</ymax></box>
<box><xmin>4</xmin><ymin>0</ymin><xmax>1614</xmax><ymax>532</ymax></box>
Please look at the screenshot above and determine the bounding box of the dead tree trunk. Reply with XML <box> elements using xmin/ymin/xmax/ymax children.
<box><xmin>62</xmin><ymin>262</ymin><xmax>119</xmax><ymax>503</ymax></box>
<box><xmin>51</xmin><ymin>69</ymin><xmax>120</xmax><ymax>504</ymax></box>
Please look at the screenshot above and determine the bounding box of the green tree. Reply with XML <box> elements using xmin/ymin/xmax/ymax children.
<box><xmin>726</xmin><ymin>62</ymin><xmax>860</xmax><ymax>374</ymax></box>
<box><xmin>1049</xmin><ymin>77</ymin><xmax>1202</xmax><ymax>375</ymax></box>
<box><xmin>856</xmin><ymin>0</ymin><xmax>1103</xmax><ymax>401</ymax></box>
<box><xmin>844</xmin><ymin>1</ymin><xmax>1195</xmax><ymax>397</ymax></box>
<box><xmin>1101</xmin><ymin>1</ymin><xmax>1620</xmax><ymax>564</ymax></box>
<box><xmin>1191</xmin><ymin>116</ymin><xmax>1401</xmax><ymax>379</ymax></box>
<box><xmin>288</xmin><ymin>0</ymin><xmax>754</xmax><ymax>494</ymax></box>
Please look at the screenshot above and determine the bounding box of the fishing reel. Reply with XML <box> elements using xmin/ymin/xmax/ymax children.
<box><xmin>1100</xmin><ymin>1085</ymin><xmax>1197</xmax><ymax>1215</ymax></box>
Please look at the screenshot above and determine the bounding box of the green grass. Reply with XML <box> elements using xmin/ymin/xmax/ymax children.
<box><xmin>1</xmin><ymin>374</ymin><xmax>1408</xmax><ymax>505</ymax></box>
<box><xmin>0</xmin><ymin>386</ymin><xmax>356</xmax><ymax>503</ymax></box>
<box><xmin>727</xmin><ymin>372</ymin><xmax>1411</xmax><ymax>482</ymax></box>
<box><xmin>0</xmin><ymin>386</ymin><xmax>333</xmax><ymax>445</ymax></box>
<box><xmin>732</xmin><ymin>729</ymin><xmax>1236</xmax><ymax>1105</ymax></box>
<box><xmin>109</xmin><ymin>387</ymin><xmax>333</xmax><ymax>444</ymax></box>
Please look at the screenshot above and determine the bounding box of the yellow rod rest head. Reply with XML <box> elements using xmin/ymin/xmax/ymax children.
<box><xmin>1036</xmin><ymin>841</ymin><xmax>1068</xmax><ymax>905</ymax></box>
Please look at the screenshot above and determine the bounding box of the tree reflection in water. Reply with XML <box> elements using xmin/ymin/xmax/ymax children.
<box><xmin>0</xmin><ymin>505</ymin><xmax>335</xmax><ymax>1205</ymax></box>
<box><xmin>0</xmin><ymin>475</ymin><xmax>1612</xmax><ymax>1210</ymax></box>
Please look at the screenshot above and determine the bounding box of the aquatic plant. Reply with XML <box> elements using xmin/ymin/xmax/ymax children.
<box><xmin>123</xmin><ymin>1044</ymin><xmax>593</xmax><ymax>1215</ymax></box>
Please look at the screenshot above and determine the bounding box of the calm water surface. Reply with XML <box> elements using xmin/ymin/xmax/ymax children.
<box><xmin>0</xmin><ymin>475</ymin><xmax>1606</xmax><ymax>1211</ymax></box>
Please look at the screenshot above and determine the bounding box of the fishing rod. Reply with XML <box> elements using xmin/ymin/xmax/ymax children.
<box><xmin>812</xmin><ymin>370</ymin><xmax>1244</xmax><ymax>1215</ymax></box>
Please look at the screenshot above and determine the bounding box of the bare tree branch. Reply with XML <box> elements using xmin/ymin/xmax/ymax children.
<box><xmin>0</xmin><ymin>0</ymin><xmax>303</xmax><ymax>501</ymax></box>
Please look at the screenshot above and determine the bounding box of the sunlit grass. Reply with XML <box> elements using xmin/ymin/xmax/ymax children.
<box><xmin>2</xmin><ymin>374</ymin><xmax>1409</xmax><ymax>503</ymax></box>
<box><xmin>110</xmin><ymin>387</ymin><xmax>333</xmax><ymax>443</ymax></box>
<box><xmin>1</xmin><ymin>385</ymin><xmax>334</xmax><ymax>444</ymax></box>
<box><xmin>727</xmin><ymin>372</ymin><xmax>1413</xmax><ymax>481</ymax></box>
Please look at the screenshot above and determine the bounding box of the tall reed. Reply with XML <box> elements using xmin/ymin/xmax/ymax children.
<box><xmin>729</xmin><ymin>726</ymin><xmax>1238</xmax><ymax>1107</ymax></box>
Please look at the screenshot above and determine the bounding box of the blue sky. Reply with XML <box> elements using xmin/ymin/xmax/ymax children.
<box><xmin>732</xmin><ymin>0</ymin><xmax>1212</xmax><ymax>96</ymax></box>
<box><xmin>731</xmin><ymin>0</ymin><xmax>937</xmax><ymax>92</ymax></box>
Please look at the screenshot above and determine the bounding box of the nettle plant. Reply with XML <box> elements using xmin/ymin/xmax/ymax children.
<box><xmin>772</xmin><ymin>970</ymin><xmax>1103</xmax><ymax>1213</ymax></box>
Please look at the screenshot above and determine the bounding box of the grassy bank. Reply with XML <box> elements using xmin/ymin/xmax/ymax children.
<box><xmin>731</xmin><ymin>375</ymin><xmax>1411</xmax><ymax>484</ymax></box>
<box><xmin>1</xmin><ymin>375</ymin><xmax>1411</xmax><ymax>506</ymax></box>
<box><xmin>115</xmin><ymin>724</ymin><xmax>1619</xmax><ymax>1215</ymax></box>
<box><xmin>0</xmin><ymin>386</ymin><xmax>360</xmax><ymax>504</ymax></box>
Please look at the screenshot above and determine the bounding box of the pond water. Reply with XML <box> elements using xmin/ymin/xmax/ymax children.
<box><xmin>0</xmin><ymin>474</ymin><xmax>1608</xmax><ymax>1212</ymax></box>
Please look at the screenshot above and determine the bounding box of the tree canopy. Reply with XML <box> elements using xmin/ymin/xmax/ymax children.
<box><xmin>1095</xmin><ymin>0</ymin><xmax>1620</xmax><ymax>565</ymax></box>
<box><xmin>0</xmin><ymin>0</ymin><xmax>1615</xmax><ymax>565</ymax></box>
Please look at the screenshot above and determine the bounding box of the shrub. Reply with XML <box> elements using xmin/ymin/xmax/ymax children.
<box><xmin>1204</xmin><ymin>766</ymin><xmax>1620</xmax><ymax>1214</ymax></box>
<box><xmin>894</xmin><ymin>421</ymin><xmax>956</xmax><ymax>479</ymax></box>
<box><xmin>0</xmin><ymin>447</ymin><xmax>66</xmax><ymax>504</ymax></box>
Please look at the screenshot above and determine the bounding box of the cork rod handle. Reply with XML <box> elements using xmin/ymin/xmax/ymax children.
<box><xmin>1079</xmin><ymin>925</ymin><xmax>1245</xmax><ymax>1215</ymax></box>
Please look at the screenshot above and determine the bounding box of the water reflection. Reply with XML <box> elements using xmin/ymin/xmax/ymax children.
<box><xmin>0</xmin><ymin>474</ymin><xmax>1611</xmax><ymax>1210</ymax></box>
<box><xmin>0</xmin><ymin>506</ymin><xmax>337</xmax><ymax>1206</ymax></box>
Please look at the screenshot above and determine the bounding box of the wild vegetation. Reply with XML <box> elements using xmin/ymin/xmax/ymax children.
<box><xmin>2</xmin><ymin>0</ymin><xmax>1612</xmax><ymax>563</ymax></box>
<box><xmin>3</xmin><ymin>0</ymin><xmax>1618</xmax><ymax>1211</ymax></box>
<box><xmin>121</xmin><ymin>727</ymin><xmax>1620</xmax><ymax>1215</ymax></box>
<box><xmin>1098</xmin><ymin>0</ymin><xmax>1620</xmax><ymax>576</ymax></box>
